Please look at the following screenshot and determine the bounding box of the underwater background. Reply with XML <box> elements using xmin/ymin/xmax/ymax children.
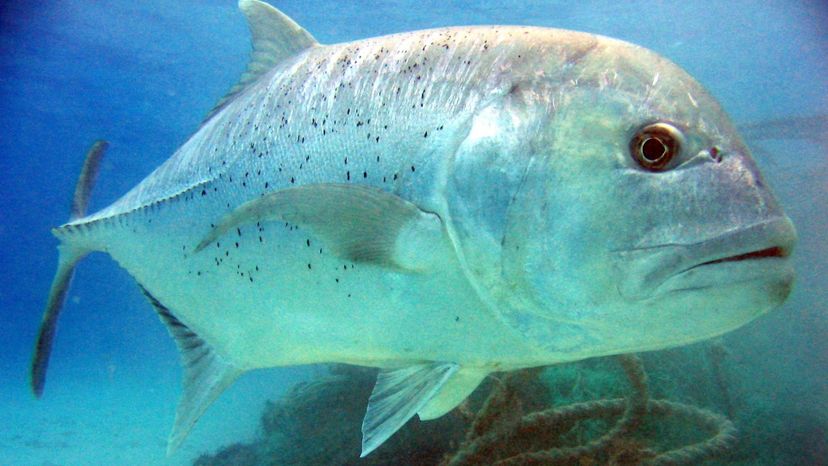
<box><xmin>0</xmin><ymin>0</ymin><xmax>825</xmax><ymax>464</ymax></box>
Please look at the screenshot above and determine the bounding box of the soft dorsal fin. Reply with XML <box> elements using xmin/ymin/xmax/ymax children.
<box><xmin>204</xmin><ymin>0</ymin><xmax>320</xmax><ymax>123</ymax></box>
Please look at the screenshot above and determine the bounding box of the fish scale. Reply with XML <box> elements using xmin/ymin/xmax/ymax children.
<box><xmin>83</xmin><ymin>26</ymin><xmax>531</xmax><ymax>225</ymax></box>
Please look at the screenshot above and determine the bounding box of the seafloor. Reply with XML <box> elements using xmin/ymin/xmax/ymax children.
<box><xmin>194</xmin><ymin>345</ymin><xmax>826</xmax><ymax>465</ymax></box>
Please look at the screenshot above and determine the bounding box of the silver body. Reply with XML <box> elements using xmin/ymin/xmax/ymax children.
<box><xmin>71</xmin><ymin>25</ymin><xmax>792</xmax><ymax>370</ymax></box>
<box><xmin>42</xmin><ymin>2</ymin><xmax>795</xmax><ymax>455</ymax></box>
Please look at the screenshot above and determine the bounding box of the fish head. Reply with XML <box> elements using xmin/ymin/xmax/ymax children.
<box><xmin>447</xmin><ymin>33</ymin><xmax>796</xmax><ymax>360</ymax></box>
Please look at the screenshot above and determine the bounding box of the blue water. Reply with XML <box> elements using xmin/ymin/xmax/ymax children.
<box><xmin>1</xmin><ymin>1</ymin><xmax>826</xmax><ymax>464</ymax></box>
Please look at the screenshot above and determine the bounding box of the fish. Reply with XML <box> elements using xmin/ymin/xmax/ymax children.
<box><xmin>30</xmin><ymin>0</ymin><xmax>797</xmax><ymax>457</ymax></box>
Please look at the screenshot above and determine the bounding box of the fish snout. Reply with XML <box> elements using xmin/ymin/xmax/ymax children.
<box><xmin>613</xmin><ymin>216</ymin><xmax>796</xmax><ymax>300</ymax></box>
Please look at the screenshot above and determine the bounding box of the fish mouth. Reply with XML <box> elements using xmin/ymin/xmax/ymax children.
<box><xmin>686</xmin><ymin>245</ymin><xmax>790</xmax><ymax>271</ymax></box>
<box><xmin>615</xmin><ymin>217</ymin><xmax>796</xmax><ymax>299</ymax></box>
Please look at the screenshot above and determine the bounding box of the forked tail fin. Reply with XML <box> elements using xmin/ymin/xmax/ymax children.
<box><xmin>70</xmin><ymin>140</ymin><xmax>108</xmax><ymax>220</ymax></box>
<box><xmin>30</xmin><ymin>140</ymin><xmax>108</xmax><ymax>397</ymax></box>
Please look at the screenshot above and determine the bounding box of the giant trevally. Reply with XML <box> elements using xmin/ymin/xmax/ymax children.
<box><xmin>31</xmin><ymin>0</ymin><xmax>796</xmax><ymax>457</ymax></box>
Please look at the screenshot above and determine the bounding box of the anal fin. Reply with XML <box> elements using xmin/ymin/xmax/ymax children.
<box><xmin>139</xmin><ymin>287</ymin><xmax>242</xmax><ymax>455</ymax></box>
<box><xmin>361</xmin><ymin>362</ymin><xmax>458</xmax><ymax>457</ymax></box>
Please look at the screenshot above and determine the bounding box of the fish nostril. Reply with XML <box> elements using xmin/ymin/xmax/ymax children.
<box><xmin>709</xmin><ymin>146</ymin><xmax>722</xmax><ymax>163</ymax></box>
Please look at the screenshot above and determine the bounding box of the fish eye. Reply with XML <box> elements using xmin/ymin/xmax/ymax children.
<box><xmin>629</xmin><ymin>122</ymin><xmax>684</xmax><ymax>171</ymax></box>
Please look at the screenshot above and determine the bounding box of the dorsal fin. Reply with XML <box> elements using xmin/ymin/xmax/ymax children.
<box><xmin>204</xmin><ymin>0</ymin><xmax>320</xmax><ymax>123</ymax></box>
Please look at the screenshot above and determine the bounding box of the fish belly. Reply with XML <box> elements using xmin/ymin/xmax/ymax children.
<box><xmin>92</xmin><ymin>190</ymin><xmax>538</xmax><ymax>372</ymax></box>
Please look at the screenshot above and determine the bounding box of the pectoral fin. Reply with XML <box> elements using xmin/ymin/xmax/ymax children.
<box><xmin>361</xmin><ymin>362</ymin><xmax>458</xmax><ymax>457</ymax></box>
<box><xmin>417</xmin><ymin>368</ymin><xmax>488</xmax><ymax>420</ymax></box>
<box><xmin>195</xmin><ymin>183</ymin><xmax>445</xmax><ymax>272</ymax></box>
<box><xmin>140</xmin><ymin>287</ymin><xmax>242</xmax><ymax>455</ymax></box>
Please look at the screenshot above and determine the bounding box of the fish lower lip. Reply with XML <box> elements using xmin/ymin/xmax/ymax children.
<box><xmin>661</xmin><ymin>246</ymin><xmax>794</xmax><ymax>297</ymax></box>
<box><xmin>692</xmin><ymin>246</ymin><xmax>789</xmax><ymax>269</ymax></box>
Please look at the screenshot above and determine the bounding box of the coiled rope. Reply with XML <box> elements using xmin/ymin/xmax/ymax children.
<box><xmin>444</xmin><ymin>355</ymin><xmax>737</xmax><ymax>466</ymax></box>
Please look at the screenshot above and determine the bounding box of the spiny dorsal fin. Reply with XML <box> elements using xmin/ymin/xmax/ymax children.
<box><xmin>139</xmin><ymin>286</ymin><xmax>242</xmax><ymax>455</ymax></box>
<box><xmin>204</xmin><ymin>0</ymin><xmax>320</xmax><ymax>123</ymax></box>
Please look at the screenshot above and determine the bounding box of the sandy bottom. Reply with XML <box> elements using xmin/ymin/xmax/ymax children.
<box><xmin>1</xmin><ymin>364</ymin><xmax>314</xmax><ymax>466</ymax></box>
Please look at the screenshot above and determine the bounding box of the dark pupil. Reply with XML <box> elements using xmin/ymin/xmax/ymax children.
<box><xmin>641</xmin><ymin>137</ymin><xmax>667</xmax><ymax>162</ymax></box>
